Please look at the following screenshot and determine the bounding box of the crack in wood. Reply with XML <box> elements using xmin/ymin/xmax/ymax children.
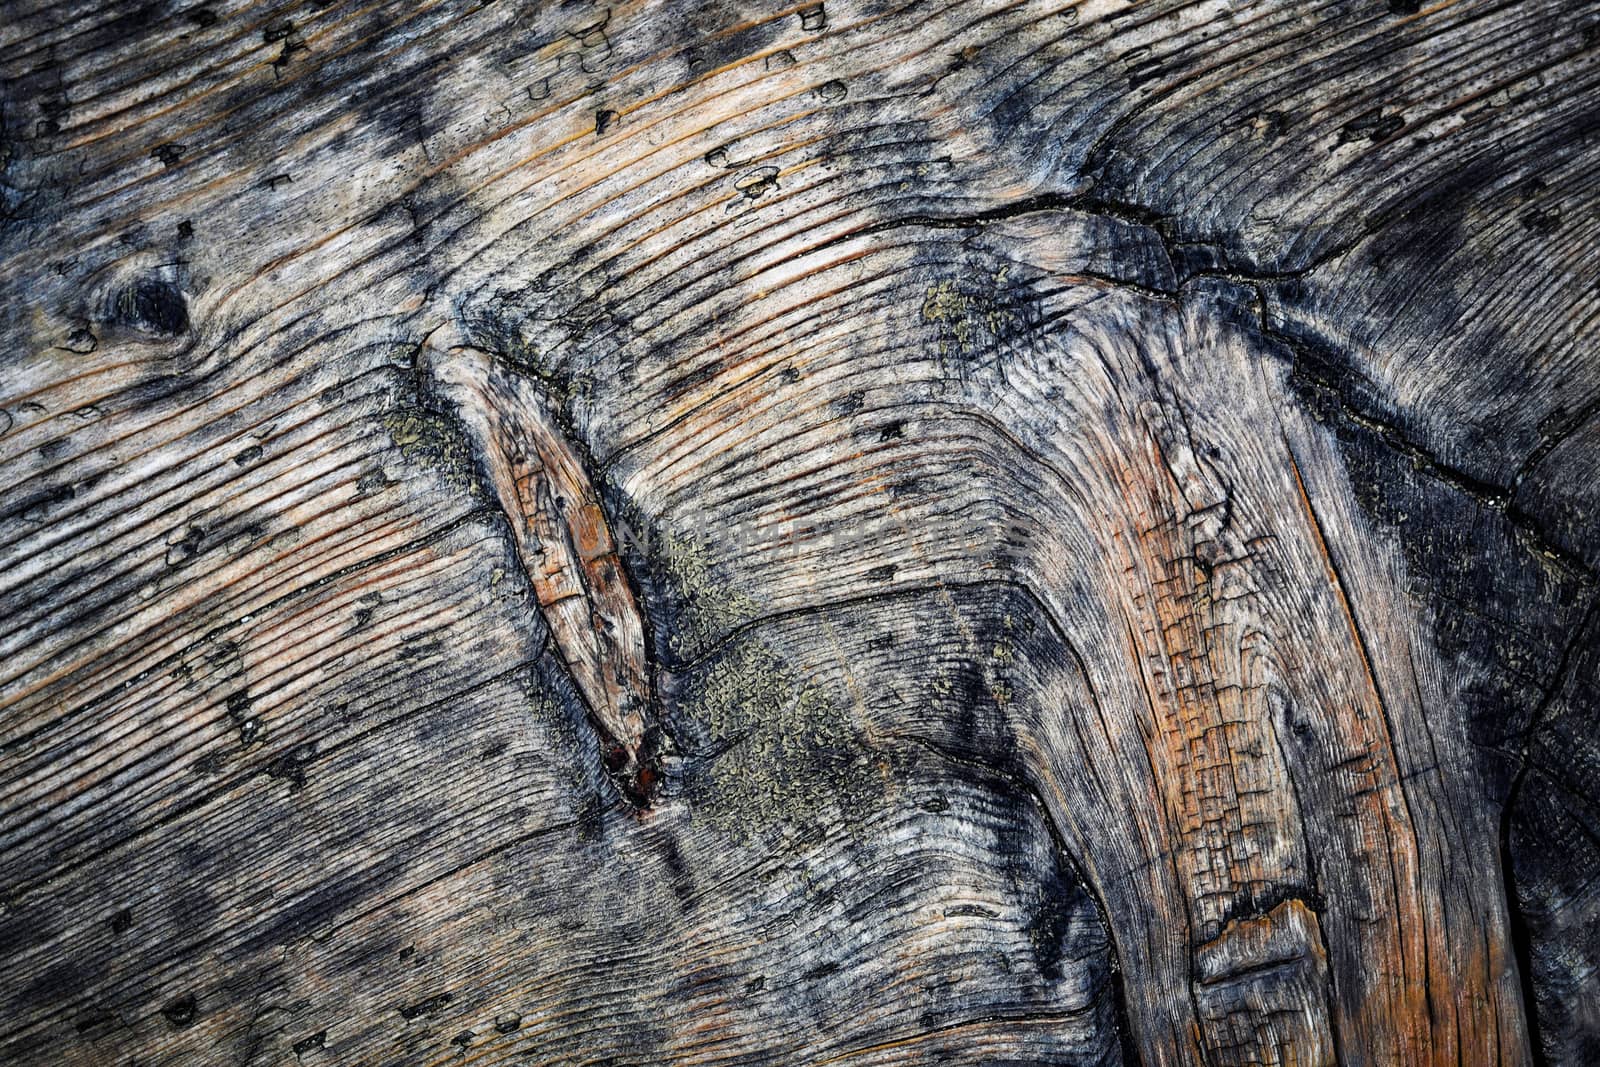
<box><xmin>1265</xmin><ymin>316</ymin><xmax>1597</xmax><ymax>583</ymax></box>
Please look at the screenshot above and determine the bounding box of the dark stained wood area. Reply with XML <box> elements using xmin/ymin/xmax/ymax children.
<box><xmin>1</xmin><ymin>0</ymin><xmax>1597</xmax><ymax>1063</ymax></box>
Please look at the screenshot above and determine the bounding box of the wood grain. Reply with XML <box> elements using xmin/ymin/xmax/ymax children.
<box><xmin>1</xmin><ymin>0</ymin><xmax>1595</xmax><ymax>1063</ymax></box>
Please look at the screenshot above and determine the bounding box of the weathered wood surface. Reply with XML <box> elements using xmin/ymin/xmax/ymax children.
<box><xmin>1</xmin><ymin>0</ymin><xmax>1596</xmax><ymax>1063</ymax></box>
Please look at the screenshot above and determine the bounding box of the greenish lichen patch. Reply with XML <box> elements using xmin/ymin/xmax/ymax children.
<box><xmin>653</xmin><ymin>529</ymin><xmax>759</xmax><ymax>660</ymax></box>
<box><xmin>920</xmin><ymin>269</ymin><xmax>1021</xmax><ymax>359</ymax></box>
<box><xmin>380</xmin><ymin>407</ymin><xmax>479</xmax><ymax>492</ymax></box>
<box><xmin>615</xmin><ymin>513</ymin><xmax>892</xmax><ymax>833</ymax></box>
<box><xmin>681</xmin><ymin>639</ymin><xmax>886</xmax><ymax>841</ymax></box>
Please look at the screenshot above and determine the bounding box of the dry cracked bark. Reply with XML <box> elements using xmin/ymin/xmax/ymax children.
<box><xmin>1</xmin><ymin>0</ymin><xmax>1597</xmax><ymax>1064</ymax></box>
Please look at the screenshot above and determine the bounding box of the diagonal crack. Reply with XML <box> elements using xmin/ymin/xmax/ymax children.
<box><xmin>1252</xmin><ymin>306</ymin><xmax>1597</xmax><ymax>583</ymax></box>
<box><xmin>807</xmin><ymin>186</ymin><xmax>1590</xmax><ymax>585</ymax></box>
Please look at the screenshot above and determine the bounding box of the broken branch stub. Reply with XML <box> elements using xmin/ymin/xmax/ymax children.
<box><xmin>422</xmin><ymin>334</ymin><xmax>659</xmax><ymax>805</ymax></box>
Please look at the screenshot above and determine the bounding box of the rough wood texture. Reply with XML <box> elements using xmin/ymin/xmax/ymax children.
<box><xmin>1</xmin><ymin>0</ymin><xmax>1596</xmax><ymax>1064</ymax></box>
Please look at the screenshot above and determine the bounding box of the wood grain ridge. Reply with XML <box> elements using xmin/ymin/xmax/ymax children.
<box><xmin>421</xmin><ymin>330</ymin><xmax>662</xmax><ymax>806</ymax></box>
<box><xmin>1</xmin><ymin>0</ymin><xmax>1595</xmax><ymax>1062</ymax></box>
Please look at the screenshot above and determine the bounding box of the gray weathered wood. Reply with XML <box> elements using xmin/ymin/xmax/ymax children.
<box><xmin>2</xmin><ymin>0</ymin><xmax>1596</xmax><ymax>1063</ymax></box>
